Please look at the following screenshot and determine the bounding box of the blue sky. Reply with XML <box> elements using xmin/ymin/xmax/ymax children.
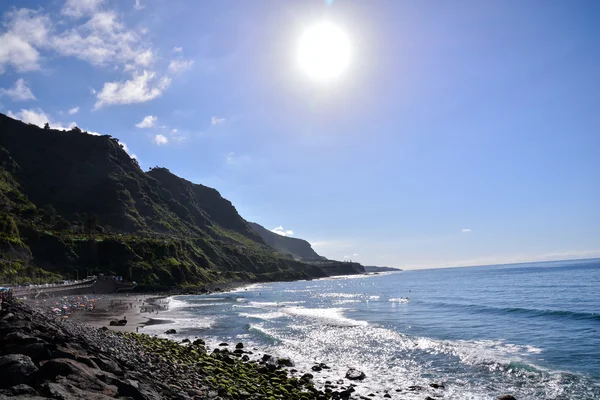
<box><xmin>1</xmin><ymin>0</ymin><xmax>599</xmax><ymax>269</ymax></box>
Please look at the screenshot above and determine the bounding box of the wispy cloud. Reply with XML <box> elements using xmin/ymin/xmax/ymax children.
<box><xmin>67</xmin><ymin>106</ymin><xmax>79</xmax><ymax>115</ymax></box>
<box><xmin>168</xmin><ymin>59</ymin><xmax>193</xmax><ymax>73</ymax></box>
<box><xmin>462</xmin><ymin>228</ymin><xmax>472</xmax><ymax>233</ymax></box>
<box><xmin>226</xmin><ymin>152</ymin><xmax>250</xmax><ymax>165</ymax></box>
<box><xmin>61</xmin><ymin>0</ymin><xmax>105</xmax><ymax>18</ymax></box>
<box><xmin>135</xmin><ymin>115</ymin><xmax>157</xmax><ymax>128</ymax></box>
<box><xmin>211</xmin><ymin>116</ymin><xmax>226</xmax><ymax>125</ymax></box>
<box><xmin>133</xmin><ymin>0</ymin><xmax>144</xmax><ymax>11</ymax></box>
<box><xmin>94</xmin><ymin>71</ymin><xmax>170</xmax><ymax>109</ymax></box>
<box><xmin>173</xmin><ymin>47</ymin><xmax>183</xmax><ymax>53</ymax></box>
<box><xmin>271</xmin><ymin>226</ymin><xmax>294</xmax><ymax>236</ymax></box>
<box><xmin>0</xmin><ymin>78</ymin><xmax>35</xmax><ymax>101</ymax></box>
<box><xmin>0</xmin><ymin>5</ymin><xmax>158</xmax><ymax>83</ymax></box>
<box><xmin>153</xmin><ymin>134</ymin><xmax>168</xmax><ymax>145</ymax></box>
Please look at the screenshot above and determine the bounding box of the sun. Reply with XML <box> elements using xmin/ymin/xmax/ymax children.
<box><xmin>297</xmin><ymin>22</ymin><xmax>351</xmax><ymax>81</ymax></box>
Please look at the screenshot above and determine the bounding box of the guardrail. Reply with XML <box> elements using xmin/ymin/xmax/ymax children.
<box><xmin>11</xmin><ymin>279</ymin><xmax>97</xmax><ymax>299</ymax></box>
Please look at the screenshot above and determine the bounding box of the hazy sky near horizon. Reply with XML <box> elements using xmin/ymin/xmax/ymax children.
<box><xmin>0</xmin><ymin>0</ymin><xmax>599</xmax><ymax>269</ymax></box>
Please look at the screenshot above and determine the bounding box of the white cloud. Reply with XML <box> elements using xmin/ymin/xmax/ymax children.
<box><xmin>168</xmin><ymin>59</ymin><xmax>193</xmax><ymax>73</ymax></box>
<box><xmin>271</xmin><ymin>226</ymin><xmax>294</xmax><ymax>237</ymax></box>
<box><xmin>52</xmin><ymin>11</ymin><xmax>154</xmax><ymax>69</ymax></box>
<box><xmin>118</xmin><ymin>140</ymin><xmax>136</xmax><ymax>159</ymax></box>
<box><xmin>352</xmin><ymin>253</ymin><xmax>360</xmax><ymax>257</ymax></box>
<box><xmin>133</xmin><ymin>0</ymin><xmax>145</xmax><ymax>11</ymax></box>
<box><xmin>7</xmin><ymin>108</ymin><xmax>76</xmax><ymax>130</ymax></box>
<box><xmin>62</xmin><ymin>0</ymin><xmax>105</xmax><ymax>18</ymax></box>
<box><xmin>0</xmin><ymin>78</ymin><xmax>35</xmax><ymax>101</ymax></box>
<box><xmin>171</xmin><ymin>129</ymin><xmax>178</xmax><ymax>134</ymax></box>
<box><xmin>211</xmin><ymin>116</ymin><xmax>226</xmax><ymax>125</ymax></box>
<box><xmin>462</xmin><ymin>228</ymin><xmax>472</xmax><ymax>233</ymax></box>
<box><xmin>1</xmin><ymin>5</ymin><xmax>156</xmax><ymax>75</ymax></box>
<box><xmin>173</xmin><ymin>47</ymin><xmax>183</xmax><ymax>53</ymax></box>
<box><xmin>153</xmin><ymin>134</ymin><xmax>168</xmax><ymax>145</ymax></box>
<box><xmin>135</xmin><ymin>115</ymin><xmax>157</xmax><ymax>128</ymax></box>
<box><xmin>67</xmin><ymin>106</ymin><xmax>79</xmax><ymax>115</ymax></box>
<box><xmin>0</xmin><ymin>9</ymin><xmax>50</xmax><ymax>74</ymax></box>
<box><xmin>94</xmin><ymin>71</ymin><xmax>170</xmax><ymax>109</ymax></box>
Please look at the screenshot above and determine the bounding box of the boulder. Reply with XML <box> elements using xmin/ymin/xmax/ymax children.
<box><xmin>345</xmin><ymin>368</ymin><xmax>366</xmax><ymax>381</ymax></box>
<box><xmin>164</xmin><ymin>329</ymin><xmax>177</xmax><ymax>335</ymax></box>
<box><xmin>235</xmin><ymin>342</ymin><xmax>244</xmax><ymax>349</ymax></box>
<box><xmin>219</xmin><ymin>342</ymin><xmax>228</xmax><ymax>346</ymax></box>
<box><xmin>0</xmin><ymin>354</ymin><xmax>38</xmax><ymax>388</ymax></box>
<box><xmin>498</xmin><ymin>396</ymin><xmax>517</xmax><ymax>400</ymax></box>
<box><xmin>312</xmin><ymin>365</ymin><xmax>322</xmax><ymax>372</ymax></box>
<box><xmin>277</xmin><ymin>357</ymin><xmax>294</xmax><ymax>367</ymax></box>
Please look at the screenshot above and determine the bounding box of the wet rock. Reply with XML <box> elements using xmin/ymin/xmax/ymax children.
<box><xmin>277</xmin><ymin>357</ymin><xmax>294</xmax><ymax>367</ymax></box>
<box><xmin>312</xmin><ymin>365</ymin><xmax>322</xmax><ymax>372</ymax></box>
<box><xmin>261</xmin><ymin>354</ymin><xmax>272</xmax><ymax>362</ymax></box>
<box><xmin>241</xmin><ymin>355</ymin><xmax>250</xmax><ymax>362</ymax></box>
<box><xmin>192</xmin><ymin>338</ymin><xmax>205</xmax><ymax>346</ymax></box>
<box><xmin>219</xmin><ymin>342</ymin><xmax>228</xmax><ymax>346</ymax></box>
<box><xmin>0</xmin><ymin>354</ymin><xmax>38</xmax><ymax>388</ymax></box>
<box><xmin>301</xmin><ymin>373</ymin><xmax>314</xmax><ymax>381</ymax></box>
<box><xmin>498</xmin><ymin>396</ymin><xmax>517</xmax><ymax>400</ymax></box>
<box><xmin>235</xmin><ymin>342</ymin><xmax>244</xmax><ymax>349</ymax></box>
<box><xmin>181</xmin><ymin>339</ymin><xmax>190</xmax><ymax>344</ymax></box>
<box><xmin>383</xmin><ymin>394</ymin><xmax>391</xmax><ymax>398</ymax></box>
<box><xmin>319</xmin><ymin>362</ymin><xmax>331</xmax><ymax>369</ymax></box>
<box><xmin>345</xmin><ymin>368</ymin><xmax>366</xmax><ymax>381</ymax></box>
<box><xmin>407</xmin><ymin>385</ymin><xmax>424</xmax><ymax>391</ymax></box>
<box><xmin>164</xmin><ymin>329</ymin><xmax>177</xmax><ymax>334</ymax></box>
<box><xmin>430</xmin><ymin>382</ymin><xmax>445</xmax><ymax>389</ymax></box>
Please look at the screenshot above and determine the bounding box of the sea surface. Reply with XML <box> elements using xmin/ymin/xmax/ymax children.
<box><xmin>144</xmin><ymin>258</ymin><xmax>600</xmax><ymax>399</ymax></box>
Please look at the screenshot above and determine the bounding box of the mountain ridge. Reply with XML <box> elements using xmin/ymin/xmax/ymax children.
<box><xmin>0</xmin><ymin>113</ymin><xmax>364</xmax><ymax>285</ymax></box>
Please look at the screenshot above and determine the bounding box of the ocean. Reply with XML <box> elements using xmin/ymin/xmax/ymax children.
<box><xmin>143</xmin><ymin>258</ymin><xmax>600</xmax><ymax>399</ymax></box>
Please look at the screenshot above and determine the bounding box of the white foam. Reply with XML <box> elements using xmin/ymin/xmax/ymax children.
<box><xmin>279</xmin><ymin>306</ymin><xmax>368</xmax><ymax>327</ymax></box>
<box><xmin>388</xmin><ymin>297</ymin><xmax>410</xmax><ymax>303</ymax></box>
<box><xmin>238</xmin><ymin>312</ymin><xmax>287</xmax><ymax>320</ymax></box>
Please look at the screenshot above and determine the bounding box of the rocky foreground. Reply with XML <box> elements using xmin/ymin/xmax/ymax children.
<box><xmin>0</xmin><ymin>300</ymin><xmax>367</xmax><ymax>400</ymax></box>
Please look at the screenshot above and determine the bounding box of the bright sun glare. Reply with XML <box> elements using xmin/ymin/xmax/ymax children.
<box><xmin>297</xmin><ymin>22</ymin><xmax>351</xmax><ymax>81</ymax></box>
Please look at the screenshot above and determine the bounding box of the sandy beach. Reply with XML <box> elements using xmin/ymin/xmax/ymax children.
<box><xmin>26</xmin><ymin>293</ymin><xmax>173</xmax><ymax>333</ymax></box>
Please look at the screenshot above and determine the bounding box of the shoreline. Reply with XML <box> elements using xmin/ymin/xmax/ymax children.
<box><xmin>1</xmin><ymin>299</ymin><xmax>357</xmax><ymax>399</ymax></box>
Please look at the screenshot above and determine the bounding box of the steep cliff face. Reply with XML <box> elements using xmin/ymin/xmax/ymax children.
<box><xmin>249</xmin><ymin>222</ymin><xmax>325</xmax><ymax>261</ymax></box>
<box><xmin>0</xmin><ymin>113</ymin><xmax>339</xmax><ymax>285</ymax></box>
<box><xmin>147</xmin><ymin>168</ymin><xmax>263</xmax><ymax>243</ymax></box>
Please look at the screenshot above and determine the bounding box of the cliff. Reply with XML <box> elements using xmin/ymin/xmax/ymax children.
<box><xmin>248</xmin><ymin>222</ymin><xmax>325</xmax><ymax>261</ymax></box>
<box><xmin>0</xmin><ymin>113</ymin><xmax>356</xmax><ymax>286</ymax></box>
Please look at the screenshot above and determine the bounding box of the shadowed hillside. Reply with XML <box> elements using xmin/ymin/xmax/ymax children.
<box><xmin>0</xmin><ymin>113</ymin><xmax>357</xmax><ymax>286</ymax></box>
<box><xmin>248</xmin><ymin>222</ymin><xmax>325</xmax><ymax>261</ymax></box>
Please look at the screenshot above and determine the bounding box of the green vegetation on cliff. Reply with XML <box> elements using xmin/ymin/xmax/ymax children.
<box><xmin>0</xmin><ymin>113</ymin><xmax>345</xmax><ymax>285</ymax></box>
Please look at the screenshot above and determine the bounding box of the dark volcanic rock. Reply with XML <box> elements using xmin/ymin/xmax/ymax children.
<box><xmin>498</xmin><ymin>396</ymin><xmax>517</xmax><ymax>400</ymax></box>
<box><xmin>277</xmin><ymin>357</ymin><xmax>294</xmax><ymax>367</ymax></box>
<box><xmin>345</xmin><ymin>368</ymin><xmax>366</xmax><ymax>381</ymax></box>
<box><xmin>235</xmin><ymin>342</ymin><xmax>244</xmax><ymax>349</ymax></box>
<box><xmin>0</xmin><ymin>354</ymin><xmax>38</xmax><ymax>388</ymax></box>
<box><xmin>164</xmin><ymin>329</ymin><xmax>177</xmax><ymax>335</ymax></box>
